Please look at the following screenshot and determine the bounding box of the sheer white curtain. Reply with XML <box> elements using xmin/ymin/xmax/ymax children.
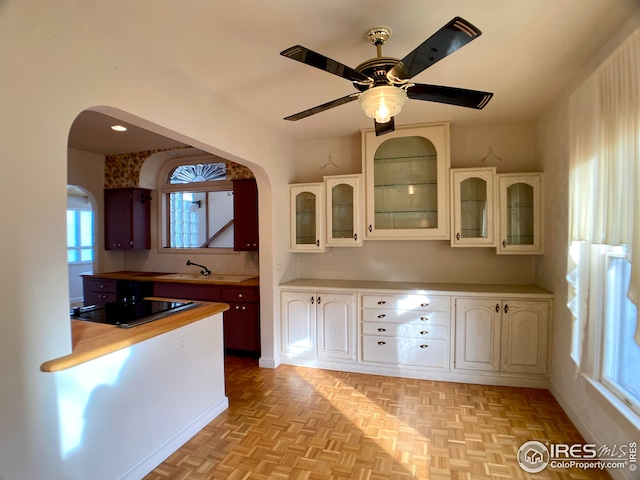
<box><xmin>567</xmin><ymin>29</ymin><xmax>640</xmax><ymax>366</ymax></box>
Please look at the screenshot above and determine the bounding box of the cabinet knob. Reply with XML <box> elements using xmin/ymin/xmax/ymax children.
<box><xmin>377</xmin><ymin>341</ymin><xmax>386</xmax><ymax>345</ymax></box>
<box><xmin>419</xmin><ymin>344</ymin><xmax>429</xmax><ymax>349</ymax></box>
<box><xmin>496</xmin><ymin>304</ymin><xmax>500</xmax><ymax>312</ymax></box>
<box><xmin>420</xmin><ymin>316</ymin><xmax>428</xmax><ymax>321</ymax></box>
<box><xmin>420</xmin><ymin>303</ymin><xmax>429</xmax><ymax>307</ymax></box>
<box><xmin>316</xmin><ymin>239</ymin><xmax>320</xmax><ymax>247</ymax></box>
<box><xmin>420</xmin><ymin>331</ymin><xmax>428</xmax><ymax>335</ymax></box>
<box><xmin>354</xmin><ymin>233</ymin><xmax>358</xmax><ymax>242</ymax></box>
<box><xmin>369</xmin><ymin>225</ymin><xmax>372</xmax><ymax>233</ymax></box>
<box><xmin>456</xmin><ymin>232</ymin><xmax>460</xmax><ymax>241</ymax></box>
<box><xmin>310</xmin><ymin>296</ymin><xmax>314</xmax><ymax>304</ymax></box>
<box><xmin>504</xmin><ymin>304</ymin><xmax>509</xmax><ymax>314</ymax></box>
<box><xmin>317</xmin><ymin>296</ymin><xmax>321</xmax><ymax>304</ymax></box>
<box><xmin>377</xmin><ymin>301</ymin><xmax>386</xmax><ymax>305</ymax></box>
<box><xmin>242</xmin><ymin>306</ymin><xmax>246</xmax><ymax>310</ymax></box>
<box><xmin>238</xmin><ymin>293</ymin><xmax>243</xmax><ymax>298</ymax></box>
<box><xmin>502</xmin><ymin>240</ymin><xmax>507</xmax><ymax>247</ymax></box>
<box><xmin>235</xmin><ymin>305</ymin><xmax>240</xmax><ymax>310</ymax></box>
<box><xmin>377</xmin><ymin>328</ymin><xmax>386</xmax><ymax>332</ymax></box>
<box><xmin>377</xmin><ymin>314</ymin><xmax>386</xmax><ymax>318</ymax></box>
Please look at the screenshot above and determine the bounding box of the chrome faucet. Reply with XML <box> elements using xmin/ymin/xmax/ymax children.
<box><xmin>186</xmin><ymin>260</ymin><xmax>212</xmax><ymax>276</ymax></box>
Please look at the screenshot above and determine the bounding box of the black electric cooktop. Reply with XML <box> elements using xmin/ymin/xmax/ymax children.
<box><xmin>71</xmin><ymin>299</ymin><xmax>201</xmax><ymax>328</ymax></box>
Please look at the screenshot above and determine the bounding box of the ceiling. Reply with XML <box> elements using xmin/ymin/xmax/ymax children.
<box><xmin>67</xmin><ymin>0</ymin><xmax>639</xmax><ymax>155</ymax></box>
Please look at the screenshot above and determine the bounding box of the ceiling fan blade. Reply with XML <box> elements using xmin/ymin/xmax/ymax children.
<box><xmin>389</xmin><ymin>17</ymin><xmax>482</xmax><ymax>80</ymax></box>
<box><xmin>281</xmin><ymin>45</ymin><xmax>371</xmax><ymax>83</ymax></box>
<box><xmin>374</xmin><ymin>117</ymin><xmax>395</xmax><ymax>136</ymax></box>
<box><xmin>284</xmin><ymin>94</ymin><xmax>359</xmax><ymax>121</ymax></box>
<box><xmin>407</xmin><ymin>83</ymin><xmax>493</xmax><ymax>109</ymax></box>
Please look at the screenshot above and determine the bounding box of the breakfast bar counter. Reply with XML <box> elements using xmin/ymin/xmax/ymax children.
<box><xmin>40</xmin><ymin>300</ymin><xmax>229</xmax><ymax>372</ymax></box>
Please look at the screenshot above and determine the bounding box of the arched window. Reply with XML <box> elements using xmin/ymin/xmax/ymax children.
<box><xmin>159</xmin><ymin>160</ymin><xmax>234</xmax><ymax>249</ymax></box>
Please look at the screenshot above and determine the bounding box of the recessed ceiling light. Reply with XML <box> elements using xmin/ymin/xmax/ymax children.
<box><xmin>110</xmin><ymin>125</ymin><xmax>127</xmax><ymax>132</ymax></box>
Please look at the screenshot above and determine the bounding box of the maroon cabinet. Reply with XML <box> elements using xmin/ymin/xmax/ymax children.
<box><xmin>83</xmin><ymin>277</ymin><xmax>118</xmax><ymax>306</ymax></box>
<box><xmin>153</xmin><ymin>281</ymin><xmax>260</xmax><ymax>355</ymax></box>
<box><xmin>222</xmin><ymin>287</ymin><xmax>261</xmax><ymax>354</ymax></box>
<box><xmin>104</xmin><ymin>188</ymin><xmax>151</xmax><ymax>250</ymax></box>
<box><xmin>233</xmin><ymin>179</ymin><xmax>259</xmax><ymax>251</ymax></box>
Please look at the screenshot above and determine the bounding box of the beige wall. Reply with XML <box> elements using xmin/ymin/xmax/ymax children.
<box><xmin>536</xmin><ymin>14</ymin><xmax>640</xmax><ymax>477</ymax></box>
<box><xmin>0</xmin><ymin>3</ymin><xmax>294</xmax><ymax>478</ymax></box>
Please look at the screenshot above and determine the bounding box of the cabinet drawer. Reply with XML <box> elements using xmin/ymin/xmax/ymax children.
<box><xmin>362</xmin><ymin>336</ymin><xmax>447</xmax><ymax>368</ymax></box>
<box><xmin>361</xmin><ymin>309</ymin><xmax>448</xmax><ymax>326</ymax></box>
<box><xmin>87</xmin><ymin>278</ymin><xmax>118</xmax><ymax>294</ymax></box>
<box><xmin>84</xmin><ymin>291</ymin><xmax>118</xmax><ymax>305</ymax></box>
<box><xmin>361</xmin><ymin>294</ymin><xmax>448</xmax><ymax>312</ymax></box>
<box><xmin>362</xmin><ymin>322</ymin><xmax>448</xmax><ymax>340</ymax></box>
<box><xmin>222</xmin><ymin>287</ymin><xmax>259</xmax><ymax>303</ymax></box>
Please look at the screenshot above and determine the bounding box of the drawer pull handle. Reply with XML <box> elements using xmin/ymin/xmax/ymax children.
<box><xmin>377</xmin><ymin>314</ymin><xmax>386</xmax><ymax>318</ymax></box>
<box><xmin>377</xmin><ymin>301</ymin><xmax>386</xmax><ymax>305</ymax></box>
<box><xmin>496</xmin><ymin>303</ymin><xmax>500</xmax><ymax>312</ymax></box>
<box><xmin>504</xmin><ymin>304</ymin><xmax>509</xmax><ymax>314</ymax></box>
<box><xmin>420</xmin><ymin>344</ymin><xmax>429</xmax><ymax>349</ymax></box>
<box><xmin>377</xmin><ymin>328</ymin><xmax>386</xmax><ymax>332</ymax></box>
<box><xmin>420</xmin><ymin>316</ymin><xmax>428</xmax><ymax>321</ymax></box>
<box><xmin>420</xmin><ymin>303</ymin><xmax>429</xmax><ymax>307</ymax></box>
<box><xmin>420</xmin><ymin>331</ymin><xmax>428</xmax><ymax>335</ymax></box>
<box><xmin>377</xmin><ymin>341</ymin><xmax>386</xmax><ymax>345</ymax></box>
<box><xmin>310</xmin><ymin>296</ymin><xmax>314</xmax><ymax>304</ymax></box>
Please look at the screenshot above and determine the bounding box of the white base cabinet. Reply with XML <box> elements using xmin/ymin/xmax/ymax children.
<box><xmin>279</xmin><ymin>280</ymin><xmax>553</xmax><ymax>388</ymax></box>
<box><xmin>280</xmin><ymin>290</ymin><xmax>356</xmax><ymax>362</ymax></box>
<box><xmin>361</xmin><ymin>293</ymin><xmax>449</xmax><ymax>369</ymax></box>
<box><xmin>454</xmin><ymin>297</ymin><xmax>550</xmax><ymax>375</ymax></box>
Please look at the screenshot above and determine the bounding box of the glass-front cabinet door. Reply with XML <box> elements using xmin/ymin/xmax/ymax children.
<box><xmin>289</xmin><ymin>183</ymin><xmax>325</xmax><ymax>252</ymax></box>
<box><xmin>362</xmin><ymin>123</ymin><xmax>450</xmax><ymax>239</ymax></box>
<box><xmin>497</xmin><ymin>173</ymin><xmax>542</xmax><ymax>254</ymax></box>
<box><xmin>324</xmin><ymin>174</ymin><xmax>362</xmax><ymax>247</ymax></box>
<box><xmin>451</xmin><ymin>167</ymin><xmax>496</xmax><ymax>247</ymax></box>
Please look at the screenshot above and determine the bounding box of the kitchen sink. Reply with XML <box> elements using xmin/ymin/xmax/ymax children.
<box><xmin>158</xmin><ymin>273</ymin><xmax>256</xmax><ymax>282</ymax></box>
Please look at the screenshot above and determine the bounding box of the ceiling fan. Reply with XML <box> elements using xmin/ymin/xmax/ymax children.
<box><xmin>280</xmin><ymin>17</ymin><xmax>493</xmax><ymax>136</ymax></box>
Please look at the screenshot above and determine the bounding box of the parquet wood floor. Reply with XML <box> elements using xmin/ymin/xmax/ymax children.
<box><xmin>144</xmin><ymin>356</ymin><xmax>610</xmax><ymax>480</ymax></box>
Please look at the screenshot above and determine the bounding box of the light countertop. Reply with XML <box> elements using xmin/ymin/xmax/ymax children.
<box><xmin>40</xmin><ymin>300</ymin><xmax>229</xmax><ymax>372</ymax></box>
<box><xmin>279</xmin><ymin>278</ymin><xmax>554</xmax><ymax>297</ymax></box>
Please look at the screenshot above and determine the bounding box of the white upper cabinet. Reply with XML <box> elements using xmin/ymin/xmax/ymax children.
<box><xmin>324</xmin><ymin>174</ymin><xmax>362</xmax><ymax>247</ymax></box>
<box><xmin>497</xmin><ymin>173</ymin><xmax>543</xmax><ymax>255</ymax></box>
<box><xmin>289</xmin><ymin>183</ymin><xmax>325</xmax><ymax>253</ymax></box>
<box><xmin>362</xmin><ymin>123</ymin><xmax>451</xmax><ymax>240</ymax></box>
<box><xmin>450</xmin><ymin>167</ymin><xmax>497</xmax><ymax>247</ymax></box>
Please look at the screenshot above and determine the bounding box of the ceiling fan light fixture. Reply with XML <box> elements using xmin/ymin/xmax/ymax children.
<box><xmin>359</xmin><ymin>86</ymin><xmax>406</xmax><ymax>124</ymax></box>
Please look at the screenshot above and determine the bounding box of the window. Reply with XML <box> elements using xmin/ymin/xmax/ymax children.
<box><xmin>160</xmin><ymin>161</ymin><xmax>234</xmax><ymax>249</ymax></box>
<box><xmin>67</xmin><ymin>208</ymin><xmax>94</xmax><ymax>263</ymax></box>
<box><xmin>602</xmin><ymin>247</ymin><xmax>640</xmax><ymax>416</ymax></box>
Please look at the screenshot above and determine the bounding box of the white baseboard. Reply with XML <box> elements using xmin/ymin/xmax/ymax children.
<box><xmin>118</xmin><ymin>396</ymin><xmax>229</xmax><ymax>480</ymax></box>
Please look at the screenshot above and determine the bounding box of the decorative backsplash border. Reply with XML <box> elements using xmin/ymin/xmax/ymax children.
<box><xmin>105</xmin><ymin>148</ymin><xmax>254</xmax><ymax>189</ymax></box>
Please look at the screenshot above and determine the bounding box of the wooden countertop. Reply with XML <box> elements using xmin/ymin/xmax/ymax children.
<box><xmin>40</xmin><ymin>301</ymin><xmax>229</xmax><ymax>372</ymax></box>
<box><xmin>82</xmin><ymin>271</ymin><xmax>259</xmax><ymax>287</ymax></box>
<box><xmin>279</xmin><ymin>278</ymin><xmax>554</xmax><ymax>298</ymax></box>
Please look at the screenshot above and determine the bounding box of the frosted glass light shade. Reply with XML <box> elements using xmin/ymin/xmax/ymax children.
<box><xmin>359</xmin><ymin>86</ymin><xmax>407</xmax><ymax>123</ymax></box>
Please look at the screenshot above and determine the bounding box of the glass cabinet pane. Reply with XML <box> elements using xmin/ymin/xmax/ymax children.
<box><xmin>373</xmin><ymin>136</ymin><xmax>438</xmax><ymax>230</ymax></box>
<box><xmin>460</xmin><ymin>177</ymin><xmax>488</xmax><ymax>238</ymax></box>
<box><xmin>331</xmin><ymin>184</ymin><xmax>354</xmax><ymax>239</ymax></box>
<box><xmin>506</xmin><ymin>183</ymin><xmax>534</xmax><ymax>245</ymax></box>
<box><xmin>295</xmin><ymin>191</ymin><xmax>316</xmax><ymax>245</ymax></box>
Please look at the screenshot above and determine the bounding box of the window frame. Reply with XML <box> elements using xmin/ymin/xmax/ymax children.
<box><xmin>581</xmin><ymin>245</ymin><xmax>640</xmax><ymax>423</ymax></box>
<box><xmin>66</xmin><ymin>207</ymin><xmax>94</xmax><ymax>265</ymax></box>
<box><xmin>157</xmin><ymin>157</ymin><xmax>236</xmax><ymax>254</ymax></box>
